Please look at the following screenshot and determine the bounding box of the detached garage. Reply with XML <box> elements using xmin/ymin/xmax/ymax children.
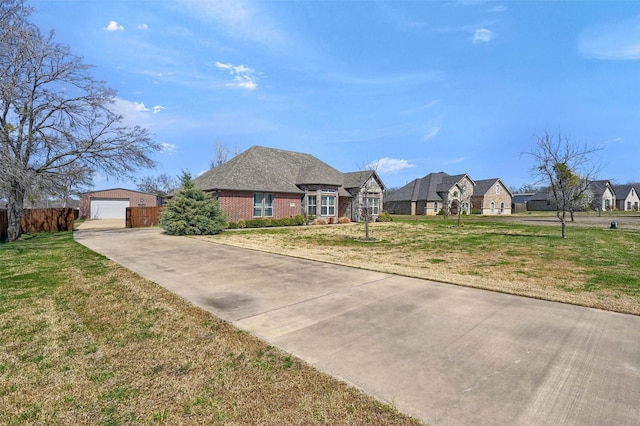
<box><xmin>79</xmin><ymin>188</ymin><xmax>157</xmax><ymax>220</ymax></box>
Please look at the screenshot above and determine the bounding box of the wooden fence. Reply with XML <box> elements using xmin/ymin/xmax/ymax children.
<box><xmin>1</xmin><ymin>208</ymin><xmax>77</xmax><ymax>241</ymax></box>
<box><xmin>126</xmin><ymin>206</ymin><xmax>162</xmax><ymax>228</ymax></box>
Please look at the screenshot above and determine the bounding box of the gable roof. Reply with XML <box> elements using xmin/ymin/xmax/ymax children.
<box><xmin>342</xmin><ymin>170</ymin><xmax>385</xmax><ymax>190</ymax></box>
<box><xmin>385</xmin><ymin>172</ymin><xmax>473</xmax><ymax>202</ymax></box>
<box><xmin>193</xmin><ymin>146</ymin><xmax>349</xmax><ymax>194</ymax></box>
<box><xmin>588</xmin><ymin>180</ymin><xmax>615</xmax><ymax>197</ymax></box>
<box><xmin>473</xmin><ymin>178</ymin><xmax>513</xmax><ymax>197</ymax></box>
<box><xmin>612</xmin><ymin>184</ymin><xmax>635</xmax><ymax>199</ymax></box>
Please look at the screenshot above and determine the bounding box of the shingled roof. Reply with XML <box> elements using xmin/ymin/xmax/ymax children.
<box><xmin>193</xmin><ymin>146</ymin><xmax>348</xmax><ymax>194</ymax></box>
<box><xmin>384</xmin><ymin>172</ymin><xmax>472</xmax><ymax>202</ymax></box>
<box><xmin>342</xmin><ymin>170</ymin><xmax>385</xmax><ymax>190</ymax></box>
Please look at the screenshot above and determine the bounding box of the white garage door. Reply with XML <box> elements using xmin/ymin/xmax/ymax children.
<box><xmin>90</xmin><ymin>199</ymin><xmax>130</xmax><ymax>219</ymax></box>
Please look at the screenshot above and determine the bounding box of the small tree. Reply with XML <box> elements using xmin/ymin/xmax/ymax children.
<box><xmin>160</xmin><ymin>172</ymin><xmax>226</xmax><ymax>236</ymax></box>
<box><xmin>527</xmin><ymin>131</ymin><xmax>600</xmax><ymax>238</ymax></box>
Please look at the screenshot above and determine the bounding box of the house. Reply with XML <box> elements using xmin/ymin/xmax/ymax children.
<box><xmin>79</xmin><ymin>188</ymin><xmax>158</xmax><ymax>219</ymax></box>
<box><xmin>511</xmin><ymin>192</ymin><xmax>535</xmax><ymax>213</ymax></box>
<box><xmin>527</xmin><ymin>180</ymin><xmax>616</xmax><ymax>212</ymax></box>
<box><xmin>470</xmin><ymin>178</ymin><xmax>512</xmax><ymax>215</ymax></box>
<box><xmin>526</xmin><ymin>190</ymin><xmax>556</xmax><ymax>211</ymax></box>
<box><xmin>613</xmin><ymin>184</ymin><xmax>640</xmax><ymax>211</ymax></box>
<box><xmin>192</xmin><ymin>146</ymin><xmax>384</xmax><ymax>223</ymax></box>
<box><xmin>588</xmin><ymin>180</ymin><xmax>616</xmax><ymax>211</ymax></box>
<box><xmin>383</xmin><ymin>172</ymin><xmax>475</xmax><ymax>216</ymax></box>
<box><xmin>342</xmin><ymin>170</ymin><xmax>385</xmax><ymax>222</ymax></box>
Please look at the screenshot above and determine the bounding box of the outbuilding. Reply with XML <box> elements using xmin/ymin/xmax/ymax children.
<box><xmin>79</xmin><ymin>188</ymin><xmax>157</xmax><ymax>219</ymax></box>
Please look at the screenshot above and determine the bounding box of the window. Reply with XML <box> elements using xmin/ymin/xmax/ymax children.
<box><xmin>434</xmin><ymin>201</ymin><xmax>438</xmax><ymax>213</ymax></box>
<box><xmin>321</xmin><ymin>195</ymin><xmax>335</xmax><ymax>216</ymax></box>
<box><xmin>500</xmin><ymin>202</ymin><xmax>505</xmax><ymax>213</ymax></box>
<box><xmin>253</xmin><ymin>193</ymin><xmax>274</xmax><ymax>217</ymax></box>
<box><xmin>253</xmin><ymin>193</ymin><xmax>263</xmax><ymax>217</ymax></box>
<box><xmin>366</xmin><ymin>197</ymin><xmax>379</xmax><ymax>215</ymax></box>
<box><xmin>495</xmin><ymin>184</ymin><xmax>500</xmax><ymax>195</ymax></box>
<box><xmin>490</xmin><ymin>201</ymin><xmax>495</xmax><ymax>213</ymax></box>
<box><xmin>264</xmin><ymin>193</ymin><xmax>274</xmax><ymax>217</ymax></box>
<box><xmin>308</xmin><ymin>196</ymin><xmax>317</xmax><ymax>216</ymax></box>
<box><xmin>628</xmin><ymin>201</ymin><xmax>632</xmax><ymax>210</ymax></box>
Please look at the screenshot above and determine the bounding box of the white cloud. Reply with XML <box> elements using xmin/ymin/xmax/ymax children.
<box><xmin>133</xmin><ymin>102</ymin><xmax>150</xmax><ymax>112</ymax></box>
<box><xmin>473</xmin><ymin>28</ymin><xmax>494</xmax><ymax>44</ymax></box>
<box><xmin>160</xmin><ymin>143</ymin><xmax>177</xmax><ymax>155</ymax></box>
<box><xmin>215</xmin><ymin>62</ymin><xmax>259</xmax><ymax>90</ymax></box>
<box><xmin>368</xmin><ymin>158</ymin><xmax>416</xmax><ymax>173</ymax></box>
<box><xmin>423</xmin><ymin>125</ymin><xmax>441</xmax><ymax>141</ymax></box>
<box><xmin>104</xmin><ymin>21</ymin><xmax>124</xmax><ymax>31</ymax></box>
<box><xmin>152</xmin><ymin>105</ymin><xmax>165</xmax><ymax>114</ymax></box>
<box><xmin>137</xmin><ymin>23</ymin><xmax>149</xmax><ymax>30</ymax></box>
<box><xmin>579</xmin><ymin>16</ymin><xmax>640</xmax><ymax>60</ymax></box>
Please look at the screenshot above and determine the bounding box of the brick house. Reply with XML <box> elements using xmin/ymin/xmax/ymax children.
<box><xmin>79</xmin><ymin>188</ymin><xmax>157</xmax><ymax>219</ymax></box>
<box><xmin>383</xmin><ymin>172</ymin><xmax>476</xmax><ymax>216</ymax></box>
<box><xmin>193</xmin><ymin>146</ymin><xmax>384</xmax><ymax>223</ymax></box>
<box><xmin>471</xmin><ymin>178</ymin><xmax>512</xmax><ymax>215</ymax></box>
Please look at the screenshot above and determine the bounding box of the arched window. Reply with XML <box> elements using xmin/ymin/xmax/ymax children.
<box><xmin>500</xmin><ymin>202</ymin><xmax>505</xmax><ymax>213</ymax></box>
<box><xmin>490</xmin><ymin>201</ymin><xmax>495</xmax><ymax>213</ymax></box>
<box><xmin>495</xmin><ymin>184</ymin><xmax>500</xmax><ymax>194</ymax></box>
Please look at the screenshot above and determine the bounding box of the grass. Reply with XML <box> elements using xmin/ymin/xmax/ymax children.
<box><xmin>207</xmin><ymin>213</ymin><xmax>640</xmax><ymax>315</ymax></box>
<box><xmin>0</xmin><ymin>232</ymin><xmax>422</xmax><ymax>425</ymax></box>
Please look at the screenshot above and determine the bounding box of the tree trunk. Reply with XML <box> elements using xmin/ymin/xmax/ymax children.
<box><xmin>7</xmin><ymin>183</ymin><xmax>25</xmax><ymax>241</ymax></box>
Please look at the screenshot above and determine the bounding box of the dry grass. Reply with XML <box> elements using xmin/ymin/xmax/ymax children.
<box><xmin>0</xmin><ymin>233</ymin><xmax>422</xmax><ymax>425</ymax></box>
<box><xmin>202</xmin><ymin>216</ymin><xmax>640</xmax><ymax>316</ymax></box>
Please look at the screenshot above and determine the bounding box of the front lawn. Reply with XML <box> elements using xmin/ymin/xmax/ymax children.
<box><xmin>206</xmin><ymin>214</ymin><xmax>640</xmax><ymax>315</ymax></box>
<box><xmin>0</xmin><ymin>232</ymin><xmax>421</xmax><ymax>425</ymax></box>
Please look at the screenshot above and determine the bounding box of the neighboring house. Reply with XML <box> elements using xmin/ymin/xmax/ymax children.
<box><xmin>527</xmin><ymin>180</ymin><xmax>616</xmax><ymax>212</ymax></box>
<box><xmin>342</xmin><ymin>170</ymin><xmax>385</xmax><ymax>222</ymax></box>
<box><xmin>470</xmin><ymin>178</ymin><xmax>512</xmax><ymax>215</ymax></box>
<box><xmin>511</xmin><ymin>192</ymin><xmax>535</xmax><ymax>213</ymax></box>
<box><xmin>588</xmin><ymin>180</ymin><xmax>616</xmax><ymax>211</ymax></box>
<box><xmin>613</xmin><ymin>184</ymin><xmax>640</xmax><ymax>211</ymax></box>
<box><xmin>193</xmin><ymin>146</ymin><xmax>384</xmax><ymax>223</ymax></box>
<box><xmin>383</xmin><ymin>172</ymin><xmax>475</xmax><ymax>216</ymax></box>
<box><xmin>526</xmin><ymin>190</ymin><xmax>556</xmax><ymax>211</ymax></box>
<box><xmin>79</xmin><ymin>188</ymin><xmax>158</xmax><ymax>219</ymax></box>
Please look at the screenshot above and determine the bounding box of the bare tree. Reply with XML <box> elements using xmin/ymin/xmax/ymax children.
<box><xmin>210</xmin><ymin>142</ymin><xmax>238</xmax><ymax>168</ymax></box>
<box><xmin>0</xmin><ymin>0</ymin><xmax>159</xmax><ymax>240</ymax></box>
<box><xmin>526</xmin><ymin>131</ymin><xmax>600</xmax><ymax>238</ymax></box>
<box><xmin>136</xmin><ymin>173</ymin><xmax>178</xmax><ymax>199</ymax></box>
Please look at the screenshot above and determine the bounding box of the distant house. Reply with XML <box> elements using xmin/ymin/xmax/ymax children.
<box><xmin>79</xmin><ymin>188</ymin><xmax>158</xmax><ymax>219</ymax></box>
<box><xmin>527</xmin><ymin>180</ymin><xmax>616</xmax><ymax>212</ymax></box>
<box><xmin>526</xmin><ymin>190</ymin><xmax>556</xmax><ymax>211</ymax></box>
<box><xmin>613</xmin><ymin>184</ymin><xmax>639</xmax><ymax>211</ymax></box>
<box><xmin>470</xmin><ymin>178</ymin><xmax>512</xmax><ymax>215</ymax></box>
<box><xmin>384</xmin><ymin>172</ymin><xmax>475</xmax><ymax>216</ymax></box>
<box><xmin>193</xmin><ymin>146</ymin><xmax>384</xmax><ymax>223</ymax></box>
<box><xmin>511</xmin><ymin>192</ymin><xmax>535</xmax><ymax>213</ymax></box>
<box><xmin>588</xmin><ymin>180</ymin><xmax>616</xmax><ymax>211</ymax></box>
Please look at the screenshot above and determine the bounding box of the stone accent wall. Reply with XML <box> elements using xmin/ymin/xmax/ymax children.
<box><xmin>471</xmin><ymin>181</ymin><xmax>512</xmax><ymax>215</ymax></box>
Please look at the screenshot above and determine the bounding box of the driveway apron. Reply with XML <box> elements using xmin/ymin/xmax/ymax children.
<box><xmin>74</xmin><ymin>227</ymin><xmax>640</xmax><ymax>425</ymax></box>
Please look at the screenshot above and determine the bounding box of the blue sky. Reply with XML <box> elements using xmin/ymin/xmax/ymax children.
<box><xmin>31</xmin><ymin>0</ymin><xmax>640</xmax><ymax>191</ymax></box>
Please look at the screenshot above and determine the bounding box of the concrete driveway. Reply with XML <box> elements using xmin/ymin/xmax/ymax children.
<box><xmin>74</xmin><ymin>227</ymin><xmax>640</xmax><ymax>425</ymax></box>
